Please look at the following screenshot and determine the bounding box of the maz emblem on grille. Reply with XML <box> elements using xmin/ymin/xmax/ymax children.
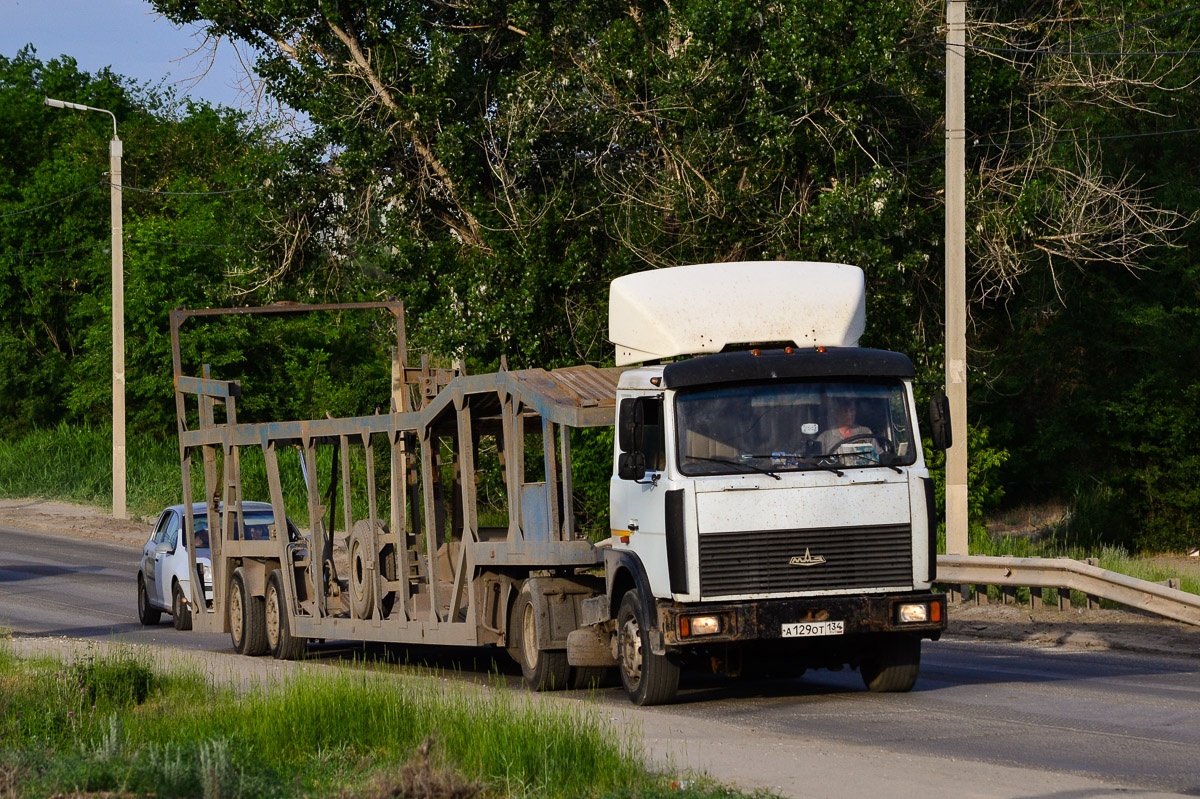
<box><xmin>788</xmin><ymin>548</ymin><xmax>827</xmax><ymax>566</ymax></box>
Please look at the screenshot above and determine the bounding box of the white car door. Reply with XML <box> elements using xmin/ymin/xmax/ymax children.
<box><xmin>143</xmin><ymin>512</ymin><xmax>171</xmax><ymax>608</ymax></box>
<box><xmin>148</xmin><ymin>511</ymin><xmax>181</xmax><ymax>607</ymax></box>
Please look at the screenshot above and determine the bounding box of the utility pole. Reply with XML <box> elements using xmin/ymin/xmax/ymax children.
<box><xmin>44</xmin><ymin>97</ymin><xmax>126</xmax><ymax>520</ymax></box>
<box><xmin>944</xmin><ymin>0</ymin><xmax>969</xmax><ymax>555</ymax></box>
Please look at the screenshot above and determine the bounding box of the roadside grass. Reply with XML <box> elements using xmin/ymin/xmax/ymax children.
<box><xmin>958</xmin><ymin>523</ymin><xmax>1200</xmax><ymax>604</ymax></box>
<box><xmin>0</xmin><ymin>423</ymin><xmax>507</xmax><ymax>530</ymax></box>
<box><xmin>0</xmin><ymin>642</ymin><xmax>769</xmax><ymax>799</ymax></box>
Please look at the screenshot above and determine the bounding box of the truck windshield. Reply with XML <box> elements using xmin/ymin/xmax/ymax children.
<box><xmin>675</xmin><ymin>380</ymin><xmax>916</xmax><ymax>476</ymax></box>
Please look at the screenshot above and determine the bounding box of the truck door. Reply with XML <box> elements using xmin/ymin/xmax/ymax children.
<box><xmin>610</xmin><ymin>395</ymin><xmax>672</xmax><ymax>598</ymax></box>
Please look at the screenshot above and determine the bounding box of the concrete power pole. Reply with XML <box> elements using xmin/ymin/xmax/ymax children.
<box><xmin>44</xmin><ymin>97</ymin><xmax>126</xmax><ymax>520</ymax></box>
<box><xmin>945</xmin><ymin>0</ymin><xmax>969</xmax><ymax>555</ymax></box>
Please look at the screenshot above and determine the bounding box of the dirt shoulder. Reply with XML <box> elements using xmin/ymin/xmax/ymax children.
<box><xmin>4</xmin><ymin>496</ymin><xmax>1200</xmax><ymax>657</ymax></box>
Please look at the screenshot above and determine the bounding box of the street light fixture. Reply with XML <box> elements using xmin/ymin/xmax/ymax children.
<box><xmin>44</xmin><ymin>96</ymin><xmax>126</xmax><ymax>520</ymax></box>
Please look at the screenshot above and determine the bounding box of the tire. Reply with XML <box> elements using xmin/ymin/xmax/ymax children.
<box><xmin>861</xmin><ymin>635</ymin><xmax>921</xmax><ymax>693</ymax></box>
<box><xmin>265</xmin><ymin>570</ymin><xmax>307</xmax><ymax>660</ymax></box>
<box><xmin>512</xmin><ymin>583</ymin><xmax>570</xmax><ymax>691</ymax></box>
<box><xmin>348</xmin><ymin>519</ymin><xmax>397</xmax><ymax>619</ymax></box>
<box><xmin>172</xmin><ymin>582</ymin><xmax>193</xmax><ymax>631</ymax></box>
<box><xmin>571</xmin><ymin>666</ymin><xmax>611</xmax><ymax>690</ymax></box>
<box><xmin>617</xmin><ymin>590</ymin><xmax>679</xmax><ymax>706</ymax></box>
<box><xmin>229</xmin><ymin>567</ymin><xmax>268</xmax><ymax>656</ymax></box>
<box><xmin>137</xmin><ymin>575</ymin><xmax>161</xmax><ymax>626</ymax></box>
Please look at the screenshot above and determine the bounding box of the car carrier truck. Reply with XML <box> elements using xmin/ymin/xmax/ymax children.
<box><xmin>168</xmin><ymin>260</ymin><xmax>949</xmax><ymax>705</ymax></box>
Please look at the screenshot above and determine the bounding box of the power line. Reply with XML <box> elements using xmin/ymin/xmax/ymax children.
<box><xmin>1075</xmin><ymin>3</ymin><xmax>1200</xmax><ymax>44</ymax></box>
<box><xmin>973</xmin><ymin>125</ymin><xmax>1200</xmax><ymax>149</ymax></box>
<box><xmin>0</xmin><ymin>179</ymin><xmax>106</xmax><ymax>220</ymax></box>
<box><xmin>110</xmin><ymin>183</ymin><xmax>259</xmax><ymax>196</ymax></box>
<box><xmin>966</xmin><ymin>44</ymin><xmax>1200</xmax><ymax>57</ymax></box>
<box><xmin>0</xmin><ymin>242</ymin><xmax>109</xmax><ymax>259</ymax></box>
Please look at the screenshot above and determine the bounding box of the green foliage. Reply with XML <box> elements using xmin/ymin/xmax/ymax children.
<box><xmin>0</xmin><ymin>646</ymin><xmax>755</xmax><ymax>799</ymax></box>
<box><xmin>928</xmin><ymin>424</ymin><xmax>1011</xmax><ymax>551</ymax></box>
<box><xmin>6</xmin><ymin>0</ymin><xmax>1200</xmax><ymax>553</ymax></box>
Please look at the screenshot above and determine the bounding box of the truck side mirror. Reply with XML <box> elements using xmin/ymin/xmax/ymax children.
<box><xmin>928</xmin><ymin>395</ymin><xmax>952</xmax><ymax>451</ymax></box>
<box><xmin>618</xmin><ymin>451</ymin><xmax>647</xmax><ymax>481</ymax></box>
<box><xmin>618</xmin><ymin>397</ymin><xmax>645</xmax><ymax>454</ymax></box>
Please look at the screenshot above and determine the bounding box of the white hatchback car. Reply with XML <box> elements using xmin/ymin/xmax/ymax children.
<box><xmin>137</xmin><ymin>501</ymin><xmax>285</xmax><ymax>630</ymax></box>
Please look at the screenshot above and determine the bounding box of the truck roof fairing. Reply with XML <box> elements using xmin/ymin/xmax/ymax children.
<box><xmin>661</xmin><ymin>347</ymin><xmax>915</xmax><ymax>389</ymax></box>
<box><xmin>608</xmin><ymin>261</ymin><xmax>866</xmax><ymax>366</ymax></box>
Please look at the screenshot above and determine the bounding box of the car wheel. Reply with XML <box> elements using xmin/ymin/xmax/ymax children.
<box><xmin>265</xmin><ymin>570</ymin><xmax>306</xmax><ymax>660</ymax></box>
<box><xmin>617</xmin><ymin>590</ymin><xmax>679</xmax><ymax>706</ymax></box>
<box><xmin>137</xmin><ymin>575</ymin><xmax>161</xmax><ymax>626</ymax></box>
<box><xmin>172</xmin><ymin>582</ymin><xmax>193</xmax><ymax>631</ymax></box>
<box><xmin>229</xmin><ymin>567</ymin><xmax>268</xmax><ymax>656</ymax></box>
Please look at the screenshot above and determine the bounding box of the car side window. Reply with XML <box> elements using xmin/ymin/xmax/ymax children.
<box><xmin>152</xmin><ymin>512</ymin><xmax>172</xmax><ymax>545</ymax></box>
<box><xmin>164</xmin><ymin>512</ymin><xmax>181</xmax><ymax>551</ymax></box>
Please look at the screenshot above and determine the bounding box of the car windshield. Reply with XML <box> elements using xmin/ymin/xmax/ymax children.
<box><xmin>675</xmin><ymin>379</ymin><xmax>916</xmax><ymax>476</ymax></box>
<box><xmin>191</xmin><ymin>510</ymin><xmax>277</xmax><ymax>544</ymax></box>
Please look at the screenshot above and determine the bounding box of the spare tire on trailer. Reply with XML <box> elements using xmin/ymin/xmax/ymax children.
<box><xmin>348</xmin><ymin>519</ymin><xmax>397</xmax><ymax>619</ymax></box>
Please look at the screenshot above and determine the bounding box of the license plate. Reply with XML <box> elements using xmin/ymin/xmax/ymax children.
<box><xmin>781</xmin><ymin>620</ymin><xmax>844</xmax><ymax>638</ymax></box>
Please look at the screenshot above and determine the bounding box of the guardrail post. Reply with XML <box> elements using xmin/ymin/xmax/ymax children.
<box><xmin>1057</xmin><ymin>587</ymin><xmax>1071</xmax><ymax>611</ymax></box>
<box><xmin>1029</xmin><ymin>587</ymin><xmax>1042</xmax><ymax>609</ymax></box>
<box><xmin>975</xmin><ymin>585</ymin><xmax>989</xmax><ymax>605</ymax></box>
<box><xmin>1001</xmin><ymin>585</ymin><xmax>1016</xmax><ymax>605</ymax></box>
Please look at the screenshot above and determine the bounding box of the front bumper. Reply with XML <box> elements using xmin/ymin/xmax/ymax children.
<box><xmin>658</xmin><ymin>591</ymin><xmax>945</xmax><ymax>648</ymax></box>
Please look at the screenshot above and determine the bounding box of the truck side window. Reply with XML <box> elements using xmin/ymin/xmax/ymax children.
<box><xmin>642</xmin><ymin>398</ymin><xmax>666</xmax><ymax>471</ymax></box>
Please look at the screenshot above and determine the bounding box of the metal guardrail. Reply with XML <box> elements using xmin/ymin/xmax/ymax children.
<box><xmin>937</xmin><ymin>554</ymin><xmax>1200</xmax><ymax>627</ymax></box>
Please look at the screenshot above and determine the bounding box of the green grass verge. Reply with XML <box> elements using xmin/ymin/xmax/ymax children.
<box><xmin>952</xmin><ymin>524</ymin><xmax>1200</xmax><ymax>606</ymax></box>
<box><xmin>0</xmin><ymin>643</ymin><xmax>771</xmax><ymax>799</ymax></box>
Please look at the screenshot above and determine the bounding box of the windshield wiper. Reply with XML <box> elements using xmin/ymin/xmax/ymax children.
<box><xmin>748</xmin><ymin>452</ymin><xmax>845</xmax><ymax>478</ymax></box>
<box><xmin>686</xmin><ymin>455</ymin><xmax>781</xmax><ymax>480</ymax></box>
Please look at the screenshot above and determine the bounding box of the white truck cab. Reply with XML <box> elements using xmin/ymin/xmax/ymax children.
<box><xmin>593</xmin><ymin>261</ymin><xmax>948</xmax><ymax>704</ymax></box>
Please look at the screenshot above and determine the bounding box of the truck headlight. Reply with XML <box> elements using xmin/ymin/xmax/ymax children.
<box><xmin>680</xmin><ymin>615</ymin><xmax>722</xmax><ymax>637</ymax></box>
<box><xmin>898</xmin><ymin>603</ymin><xmax>929</xmax><ymax>623</ymax></box>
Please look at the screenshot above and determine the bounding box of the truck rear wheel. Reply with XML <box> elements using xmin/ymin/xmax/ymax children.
<box><xmin>617</xmin><ymin>590</ymin><xmax>679</xmax><ymax>706</ymax></box>
<box><xmin>512</xmin><ymin>583</ymin><xmax>570</xmax><ymax>691</ymax></box>
<box><xmin>265</xmin><ymin>570</ymin><xmax>307</xmax><ymax>660</ymax></box>
<box><xmin>861</xmin><ymin>634</ymin><xmax>921</xmax><ymax>692</ymax></box>
<box><xmin>229</xmin><ymin>567</ymin><xmax>268</xmax><ymax>656</ymax></box>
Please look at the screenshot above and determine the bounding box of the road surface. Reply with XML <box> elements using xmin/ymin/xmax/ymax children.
<box><xmin>3</xmin><ymin>521</ymin><xmax>1199</xmax><ymax>798</ymax></box>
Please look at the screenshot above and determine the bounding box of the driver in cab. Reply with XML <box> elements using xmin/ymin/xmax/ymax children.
<box><xmin>817</xmin><ymin>398</ymin><xmax>872</xmax><ymax>455</ymax></box>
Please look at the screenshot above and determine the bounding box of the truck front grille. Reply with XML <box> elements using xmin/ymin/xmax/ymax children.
<box><xmin>698</xmin><ymin>524</ymin><xmax>913</xmax><ymax>597</ymax></box>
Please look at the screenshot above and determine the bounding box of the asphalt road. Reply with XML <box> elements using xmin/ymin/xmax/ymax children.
<box><xmin>3</xmin><ymin>522</ymin><xmax>1200</xmax><ymax>797</ymax></box>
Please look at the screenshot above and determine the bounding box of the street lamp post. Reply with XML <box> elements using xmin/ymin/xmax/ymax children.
<box><xmin>44</xmin><ymin>97</ymin><xmax>126</xmax><ymax>520</ymax></box>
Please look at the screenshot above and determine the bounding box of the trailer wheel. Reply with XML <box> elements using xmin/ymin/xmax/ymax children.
<box><xmin>617</xmin><ymin>590</ymin><xmax>679</xmax><ymax>706</ymax></box>
<box><xmin>265</xmin><ymin>570</ymin><xmax>307</xmax><ymax>660</ymax></box>
<box><xmin>137</xmin><ymin>575</ymin><xmax>161</xmax><ymax>625</ymax></box>
<box><xmin>171</xmin><ymin>582</ymin><xmax>192</xmax><ymax>631</ymax></box>
<box><xmin>512</xmin><ymin>584</ymin><xmax>570</xmax><ymax>691</ymax></box>
<box><xmin>348</xmin><ymin>519</ymin><xmax>397</xmax><ymax>619</ymax></box>
<box><xmin>229</xmin><ymin>567</ymin><xmax>268</xmax><ymax>656</ymax></box>
<box><xmin>861</xmin><ymin>634</ymin><xmax>921</xmax><ymax>692</ymax></box>
<box><xmin>571</xmin><ymin>667</ymin><xmax>611</xmax><ymax>690</ymax></box>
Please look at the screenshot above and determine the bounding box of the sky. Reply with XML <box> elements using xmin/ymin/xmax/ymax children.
<box><xmin>1</xmin><ymin>0</ymin><xmax>258</xmax><ymax>110</ymax></box>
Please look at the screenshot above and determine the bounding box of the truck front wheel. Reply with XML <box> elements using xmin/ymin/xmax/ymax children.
<box><xmin>617</xmin><ymin>590</ymin><xmax>679</xmax><ymax>706</ymax></box>
<box><xmin>861</xmin><ymin>634</ymin><xmax>921</xmax><ymax>692</ymax></box>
